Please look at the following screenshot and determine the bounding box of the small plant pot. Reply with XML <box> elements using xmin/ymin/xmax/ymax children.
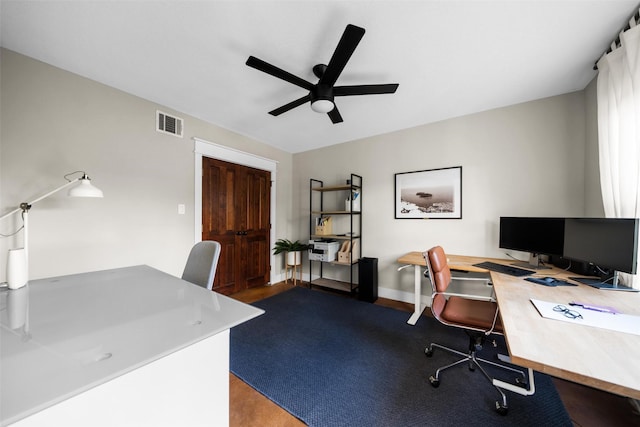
<box><xmin>287</xmin><ymin>251</ymin><xmax>302</xmax><ymax>266</ymax></box>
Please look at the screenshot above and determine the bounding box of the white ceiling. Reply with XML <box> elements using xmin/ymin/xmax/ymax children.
<box><xmin>1</xmin><ymin>1</ymin><xmax>638</xmax><ymax>153</ymax></box>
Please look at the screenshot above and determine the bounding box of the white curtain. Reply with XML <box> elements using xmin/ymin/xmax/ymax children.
<box><xmin>597</xmin><ymin>18</ymin><xmax>640</xmax><ymax>289</ymax></box>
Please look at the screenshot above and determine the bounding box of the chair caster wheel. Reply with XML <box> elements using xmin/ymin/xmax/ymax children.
<box><xmin>495</xmin><ymin>401</ymin><xmax>508</xmax><ymax>415</ymax></box>
<box><xmin>428</xmin><ymin>376</ymin><xmax>440</xmax><ymax>388</ymax></box>
<box><xmin>425</xmin><ymin>348</ymin><xmax>433</xmax><ymax>357</ymax></box>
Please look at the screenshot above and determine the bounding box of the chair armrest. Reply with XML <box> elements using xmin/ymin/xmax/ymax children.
<box><xmin>441</xmin><ymin>278</ymin><xmax>496</xmax><ymax>302</ymax></box>
<box><xmin>450</xmin><ymin>269</ymin><xmax>492</xmax><ymax>283</ymax></box>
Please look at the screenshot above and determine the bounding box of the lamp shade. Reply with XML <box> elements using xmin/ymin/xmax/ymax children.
<box><xmin>7</xmin><ymin>248</ymin><xmax>28</xmax><ymax>290</ymax></box>
<box><xmin>68</xmin><ymin>177</ymin><xmax>104</xmax><ymax>198</ymax></box>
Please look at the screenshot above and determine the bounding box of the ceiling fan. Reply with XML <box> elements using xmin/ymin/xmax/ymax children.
<box><xmin>246</xmin><ymin>24</ymin><xmax>399</xmax><ymax>124</ymax></box>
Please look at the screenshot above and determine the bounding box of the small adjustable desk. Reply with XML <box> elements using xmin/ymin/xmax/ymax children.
<box><xmin>397</xmin><ymin>251</ymin><xmax>640</xmax><ymax>400</ymax></box>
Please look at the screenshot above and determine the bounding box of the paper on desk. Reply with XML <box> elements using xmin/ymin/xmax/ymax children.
<box><xmin>530</xmin><ymin>299</ymin><xmax>640</xmax><ymax>336</ymax></box>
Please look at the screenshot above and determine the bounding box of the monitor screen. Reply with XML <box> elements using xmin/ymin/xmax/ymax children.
<box><xmin>499</xmin><ymin>217</ymin><xmax>565</xmax><ymax>257</ymax></box>
<box><xmin>563</xmin><ymin>218</ymin><xmax>639</xmax><ymax>275</ymax></box>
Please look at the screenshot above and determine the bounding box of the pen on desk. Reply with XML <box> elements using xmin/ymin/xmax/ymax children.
<box><xmin>568</xmin><ymin>302</ymin><xmax>619</xmax><ymax>314</ymax></box>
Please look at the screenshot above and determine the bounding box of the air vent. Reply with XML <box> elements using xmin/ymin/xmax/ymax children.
<box><xmin>156</xmin><ymin>110</ymin><xmax>183</xmax><ymax>137</ymax></box>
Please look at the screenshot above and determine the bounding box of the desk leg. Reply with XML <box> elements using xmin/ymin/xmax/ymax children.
<box><xmin>493</xmin><ymin>367</ymin><xmax>536</xmax><ymax>396</ymax></box>
<box><xmin>407</xmin><ymin>264</ymin><xmax>425</xmax><ymax>325</ymax></box>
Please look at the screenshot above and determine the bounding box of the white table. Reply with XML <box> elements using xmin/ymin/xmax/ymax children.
<box><xmin>1</xmin><ymin>265</ymin><xmax>264</xmax><ymax>426</ymax></box>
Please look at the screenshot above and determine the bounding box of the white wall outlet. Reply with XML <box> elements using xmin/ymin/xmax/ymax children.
<box><xmin>178</xmin><ymin>204</ymin><xmax>186</xmax><ymax>215</ymax></box>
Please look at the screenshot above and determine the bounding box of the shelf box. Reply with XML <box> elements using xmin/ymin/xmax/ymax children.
<box><xmin>345</xmin><ymin>199</ymin><xmax>361</xmax><ymax>212</ymax></box>
<box><xmin>314</xmin><ymin>216</ymin><xmax>333</xmax><ymax>235</ymax></box>
<box><xmin>337</xmin><ymin>240</ymin><xmax>359</xmax><ymax>263</ymax></box>
<box><xmin>338</xmin><ymin>252</ymin><xmax>352</xmax><ymax>263</ymax></box>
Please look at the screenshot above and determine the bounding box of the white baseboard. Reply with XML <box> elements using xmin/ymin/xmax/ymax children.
<box><xmin>272</xmin><ymin>274</ymin><xmax>431</xmax><ymax>309</ymax></box>
<box><xmin>377</xmin><ymin>287</ymin><xmax>431</xmax><ymax>307</ymax></box>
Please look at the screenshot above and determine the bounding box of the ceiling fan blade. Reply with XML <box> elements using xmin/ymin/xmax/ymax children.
<box><xmin>268</xmin><ymin>94</ymin><xmax>311</xmax><ymax>116</ymax></box>
<box><xmin>328</xmin><ymin>106</ymin><xmax>343</xmax><ymax>124</ymax></box>
<box><xmin>319</xmin><ymin>24</ymin><xmax>365</xmax><ymax>87</ymax></box>
<box><xmin>334</xmin><ymin>84</ymin><xmax>399</xmax><ymax>96</ymax></box>
<box><xmin>246</xmin><ymin>56</ymin><xmax>314</xmax><ymax>91</ymax></box>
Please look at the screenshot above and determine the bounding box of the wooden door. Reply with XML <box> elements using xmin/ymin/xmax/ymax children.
<box><xmin>202</xmin><ymin>157</ymin><xmax>270</xmax><ymax>295</ymax></box>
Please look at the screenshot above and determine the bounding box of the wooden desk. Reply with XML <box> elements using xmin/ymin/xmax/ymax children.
<box><xmin>397</xmin><ymin>251</ymin><xmax>640</xmax><ymax>399</ymax></box>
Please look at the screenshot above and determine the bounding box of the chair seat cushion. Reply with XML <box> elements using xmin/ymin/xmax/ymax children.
<box><xmin>440</xmin><ymin>296</ymin><xmax>504</xmax><ymax>333</ymax></box>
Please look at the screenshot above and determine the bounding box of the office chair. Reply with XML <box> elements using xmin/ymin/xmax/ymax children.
<box><xmin>182</xmin><ymin>241</ymin><xmax>221</xmax><ymax>291</ymax></box>
<box><xmin>423</xmin><ymin>246</ymin><xmax>527</xmax><ymax>415</ymax></box>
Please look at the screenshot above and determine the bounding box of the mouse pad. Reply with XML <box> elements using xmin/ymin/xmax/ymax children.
<box><xmin>525</xmin><ymin>277</ymin><xmax>577</xmax><ymax>286</ymax></box>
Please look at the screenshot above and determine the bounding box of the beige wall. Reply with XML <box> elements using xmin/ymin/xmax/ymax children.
<box><xmin>0</xmin><ymin>49</ymin><xmax>293</xmax><ymax>281</ymax></box>
<box><xmin>1</xmin><ymin>48</ymin><xmax>603</xmax><ymax>302</ymax></box>
<box><xmin>293</xmin><ymin>91</ymin><xmax>591</xmax><ymax>301</ymax></box>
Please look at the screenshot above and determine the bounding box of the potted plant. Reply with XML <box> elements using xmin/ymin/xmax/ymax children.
<box><xmin>273</xmin><ymin>239</ymin><xmax>309</xmax><ymax>266</ymax></box>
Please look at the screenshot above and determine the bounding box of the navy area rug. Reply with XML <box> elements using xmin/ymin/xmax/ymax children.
<box><xmin>230</xmin><ymin>287</ymin><xmax>572</xmax><ymax>426</ymax></box>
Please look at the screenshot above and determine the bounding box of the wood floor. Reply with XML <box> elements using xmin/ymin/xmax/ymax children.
<box><xmin>228</xmin><ymin>282</ymin><xmax>640</xmax><ymax>427</ymax></box>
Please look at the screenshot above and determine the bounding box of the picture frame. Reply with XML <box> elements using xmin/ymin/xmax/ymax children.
<box><xmin>394</xmin><ymin>166</ymin><xmax>462</xmax><ymax>219</ymax></box>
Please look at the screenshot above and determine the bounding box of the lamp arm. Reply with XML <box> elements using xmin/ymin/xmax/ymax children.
<box><xmin>23</xmin><ymin>177</ymin><xmax>81</xmax><ymax>207</ymax></box>
<box><xmin>0</xmin><ymin>177</ymin><xmax>82</xmax><ymax>222</ymax></box>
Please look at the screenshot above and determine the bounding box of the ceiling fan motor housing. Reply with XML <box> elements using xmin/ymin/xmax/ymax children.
<box><xmin>310</xmin><ymin>84</ymin><xmax>335</xmax><ymax>112</ymax></box>
<box><xmin>312</xmin><ymin>63</ymin><xmax>328</xmax><ymax>79</ymax></box>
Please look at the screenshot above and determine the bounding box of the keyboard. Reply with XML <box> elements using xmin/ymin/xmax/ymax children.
<box><xmin>472</xmin><ymin>261</ymin><xmax>533</xmax><ymax>277</ymax></box>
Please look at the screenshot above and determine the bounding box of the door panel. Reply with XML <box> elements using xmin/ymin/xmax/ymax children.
<box><xmin>244</xmin><ymin>167</ymin><xmax>270</xmax><ymax>289</ymax></box>
<box><xmin>202</xmin><ymin>157</ymin><xmax>270</xmax><ymax>295</ymax></box>
<box><xmin>215</xmin><ymin>238</ymin><xmax>238</xmax><ymax>295</ymax></box>
<box><xmin>245</xmin><ymin>235</ymin><xmax>269</xmax><ymax>288</ymax></box>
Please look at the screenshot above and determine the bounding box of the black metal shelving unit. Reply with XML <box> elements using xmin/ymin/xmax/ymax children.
<box><xmin>308</xmin><ymin>173</ymin><xmax>362</xmax><ymax>294</ymax></box>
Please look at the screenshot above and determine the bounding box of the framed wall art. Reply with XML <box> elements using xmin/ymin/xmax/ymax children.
<box><xmin>394</xmin><ymin>166</ymin><xmax>462</xmax><ymax>219</ymax></box>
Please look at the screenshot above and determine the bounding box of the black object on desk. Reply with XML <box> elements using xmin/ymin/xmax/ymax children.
<box><xmin>472</xmin><ymin>261</ymin><xmax>533</xmax><ymax>277</ymax></box>
<box><xmin>525</xmin><ymin>277</ymin><xmax>578</xmax><ymax>287</ymax></box>
<box><xmin>568</xmin><ymin>276</ymin><xmax>639</xmax><ymax>292</ymax></box>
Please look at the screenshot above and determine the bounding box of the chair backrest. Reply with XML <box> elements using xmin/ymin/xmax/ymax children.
<box><xmin>424</xmin><ymin>246</ymin><xmax>452</xmax><ymax>319</ymax></box>
<box><xmin>426</xmin><ymin>246</ymin><xmax>451</xmax><ymax>292</ymax></box>
<box><xmin>181</xmin><ymin>241</ymin><xmax>221</xmax><ymax>290</ymax></box>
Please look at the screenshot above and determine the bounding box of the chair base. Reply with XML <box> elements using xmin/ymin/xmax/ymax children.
<box><xmin>425</xmin><ymin>335</ymin><xmax>527</xmax><ymax>415</ymax></box>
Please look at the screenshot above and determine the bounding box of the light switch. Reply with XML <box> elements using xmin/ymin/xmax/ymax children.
<box><xmin>178</xmin><ymin>204</ymin><xmax>186</xmax><ymax>215</ymax></box>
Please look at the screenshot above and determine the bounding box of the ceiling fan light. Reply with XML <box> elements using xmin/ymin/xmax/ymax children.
<box><xmin>311</xmin><ymin>99</ymin><xmax>334</xmax><ymax>113</ymax></box>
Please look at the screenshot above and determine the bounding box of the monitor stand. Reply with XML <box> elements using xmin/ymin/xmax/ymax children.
<box><xmin>569</xmin><ymin>271</ymin><xmax>639</xmax><ymax>292</ymax></box>
<box><xmin>511</xmin><ymin>253</ymin><xmax>551</xmax><ymax>270</ymax></box>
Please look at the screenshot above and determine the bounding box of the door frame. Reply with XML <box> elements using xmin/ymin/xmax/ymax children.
<box><xmin>193</xmin><ymin>137</ymin><xmax>277</xmax><ymax>285</ymax></box>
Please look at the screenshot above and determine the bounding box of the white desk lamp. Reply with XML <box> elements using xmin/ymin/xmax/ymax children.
<box><xmin>0</xmin><ymin>171</ymin><xmax>103</xmax><ymax>289</ymax></box>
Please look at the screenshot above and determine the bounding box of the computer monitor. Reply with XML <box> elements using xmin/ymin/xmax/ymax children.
<box><xmin>499</xmin><ymin>217</ymin><xmax>565</xmax><ymax>269</ymax></box>
<box><xmin>563</xmin><ymin>218</ymin><xmax>639</xmax><ymax>291</ymax></box>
